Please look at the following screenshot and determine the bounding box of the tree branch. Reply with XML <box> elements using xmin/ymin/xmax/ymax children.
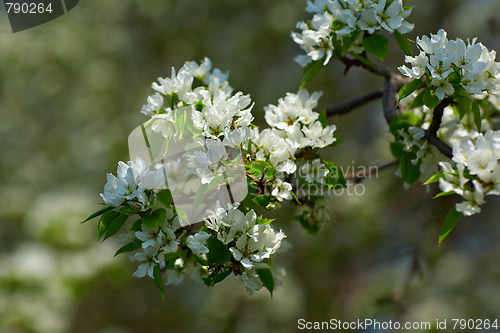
<box><xmin>326</xmin><ymin>89</ymin><xmax>384</xmax><ymax>117</ymax></box>
<box><xmin>424</xmin><ymin>134</ymin><xmax>453</xmax><ymax>159</ymax></box>
<box><xmin>340</xmin><ymin>54</ymin><xmax>393</xmax><ymax>79</ymax></box>
<box><xmin>424</xmin><ymin>98</ymin><xmax>453</xmax><ymax>159</ymax></box>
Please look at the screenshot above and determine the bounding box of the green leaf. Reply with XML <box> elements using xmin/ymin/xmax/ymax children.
<box><xmin>103</xmin><ymin>213</ymin><xmax>129</xmax><ymax>240</ymax></box>
<box><xmin>397</xmin><ymin>79</ymin><xmax>422</xmax><ymax>106</ymax></box>
<box><xmin>252</xmin><ymin>195</ymin><xmax>270</xmax><ymax>208</ymax></box>
<box><xmin>423</xmin><ymin>89</ymin><xmax>441</xmax><ymax>109</ymax></box>
<box><xmin>82</xmin><ymin>206</ymin><xmax>113</xmax><ymax>223</ymax></box>
<box><xmin>246</xmin><ymin>160</ymin><xmax>273</xmax><ymax>179</ymax></box>
<box><xmin>472</xmin><ymin>100</ymin><xmax>482</xmax><ymax>132</ymax></box>
<box><xmin>256</xmin><ymin>268</ymin><xmax>274</xmax><ymax>296</ymax></box>
<box><xmin>164</xmin><ymin>252</ymin><xmax>180</xmax><ymax>270</ymax></box>
<box><xmin>130</xmin><ymin>219</ymin><xmax>143</xmax><ymax>232</ymax></box>
<box><xmin>323</xmin><ymin>160</ymin><xmax>346</xmax><ymax>188</ymax></box>
<box><xmin>410</xmin><ymin>87</ymin><xmax>429</xmax><ymax>109</ymax></box>
<box><xmin>350</xmin><ymin>52</ymin><xmax>375</xmax><ymax>68</ymax></box>
<box><xmin>390</xmin><ymin>142</ymin><xmax>421</xmax><ymax>185</ymax></box>
<box><xmin>400</xmin><ymin>111</ymin><xmax>420</xmax><ymax>125</ymax></box>
<box><xmin>291</xmin><ymin>191</ymin><xmax>301</xmax><ymax>204</ymax></box>
<box><xmin>175</xmin><ymin>206</ymin><xmax>189</xmax><ymax>224</ymax></box>
<box><xmin>342</xmin><ymin>30</ymin><xmax>360</xmax><ymax>54</ymax></box>
<box><xmin>439</xmin><ymin>207</ymin><xmax>461</xmax><ymax>245</ymax></box>
<box><xmin>142</xmin><ymin>209</ymin><xmax>167</xmax><ymax>228</ymax></box>
<box><xmin>433</xmin><ymin>190</ymin><xmax>455</xmax><ymax>199</ymax></box>
<box><xmin>152</xmin><ymin>208</ymin><xmax>167</xmax><ymax>226</ymax></box>
<box><xmin>362</xmin><ymin>34</ymin><xmax>389</xmax><ymax>62</ymax></box>
<box><xmin>212</xmin><ymin>268</ymin><xmax>232</xmax><ymax>285</ymax></box>
<box><xmin>318</xmin><ymin>109</ymin><xmax>328</xmax><ymax>127</ymax></box>
<box><xmin>454</xmin><ymin>96</ymin><xmax>471</xmax><ymax>119</ymax></box>
<box><xmin>423</xmin><ymin>171</ymin><xmax>444</xmax><ymax>185</ymax></box>
<box><xmin>97</xmin><ymin>210</ymin><xmax>120</xmax><ymax>240</ymax></box>
<box><xmin>301</xmin><ymin>56</ymin><xmax>326</xmax><ymax>88</ymax></box>
<box><xmin>114</xmin><ymin>239</ymin><xmax>142</xmax><ymax>256</ymax></box>
<box><xmin>193</xmin><ymin>183</ymin><xmax>209</xmax><ymax>211</ymax></box>
<box><xmin>119</xmin><ymin>206</ymin><xmax>137</xmax><ymax>215</ymax></box>
<box><xmin>393</xmin><ymin>31</ymin><xmax>413</xmax><ymax>56</ymax></box>
<box><xmin>256</xmin><ymin>218</ymin><xmax>275</xmax><ymax>225</ymax></box>
<box><xmin>389</xmin><ymin>116</ymin><xmax>410</xmax><ymax>136</ymax></box>
<box><xmin>157</xmin><ymin>189</ymin><xmax>173</xmax><ymax>208</ymax></box>
<box><xmin>174</xmin><ymin>110</ymin><xmax>187</xmax><ymax>138</ymax></box>
<box><xmin>206</xmin><ymin>236</ymin><xmax>231</xmax><ymax>265</ymax></box>
<box><xmin>297</xmin><ymin>214</ymin><xmax>321</xmax><ymax>235</ymax></box>
<box><xmin>192</xmin><ymin>254</ymin><xmax>210</xmax><ymax>267</ymax></box>
<box><xmin>153</xmin><ymin>263</ymin><xmax>165</xmax><ymax>300</ymax></box>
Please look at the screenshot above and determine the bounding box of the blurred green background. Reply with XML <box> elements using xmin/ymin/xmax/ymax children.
<box><xmin>0</xmin><ymin>1</ymin><xmax>499</xmax><ymax>332</ymax></box>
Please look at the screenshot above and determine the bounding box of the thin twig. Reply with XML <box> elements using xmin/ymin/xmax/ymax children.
<box><xmin>326</xmin><ymin>88</ymin><xmax>384</xmax><ymax>117</ymax></box>
<box><xmin>340</xmin><ymin>54</ymin><xmax>393</xmax><ymax>79</ymax></box>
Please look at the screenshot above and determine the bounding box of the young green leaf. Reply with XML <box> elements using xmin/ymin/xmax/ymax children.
<box><xmin>82</xmin><ymin>205</ymin><xmax>114</xmax><ymax>223</ymax></box>
<box><xmin>256</xmin><ymin>268</ymin><xmax>274</xmax><ymax>296</ymax></box>
<box><xmin>206</xmin><ymin>236</ymin><xmax>231</xmax><ymax>265</ymax></box>
<box><xmin>423</xmin><ymin>89</ymin><xmax>441</xmax><ymax>109</ymax></box>
<box><xmin>397</xmin><ymin>79</ymin><xmax>422</xmax><ymax>106</ymax></box>
<box><xmin>153</xmin><ymin>263</ymin><xmax>165</xmax><ymax>300</ymax></box>
<box><xmin>103</xmin><ymin>213</ymin><xmax>129</xmax><ymax>240</ymax></box>
<box><xmin>433</xmin><ymin>190</ymin><xmax>456</xmax><ymax>199</ymax></box>
<box><xmin>410</xmin><ymin>87</ymin><xmax>429</xmax><ymax>109</ymax></box>
<box><xmin>301</xmin><ymin>57</ymin><xmax>326</xmax><ymax>88</ymax></box>
<box><xmin>256</xmin><ymin>218</ymin><xmax>275</xmax><ymax>225</ymax></box>
<box><xmin>393</xmin><ymin>31</ymin><xmax>413</xmax><ymax>56</ymax></box>
<box><xmin>472</xmin><ymin>100</ymin><xmax>482</xmax><ymax>132</ymax></box>
<box><xmin>318</xmin><ymin>109</ymin><xmax>328</xmax><ymax>127</ymax></box>
<box><xmin>362</xmin><ymin>34</ymin><xmax>389</xmax><ymax>62</ymax></box>
<box><xmin>252</xmin><ymin>195</ymin><xmax>270</xmax><ymax>208</ymax></box>
<box><xmin>114</xmin><ymin>239</ymin><xmax>142</xmax><ymax>257</ymax></box>
<box><xmin>342</xmin><ymin>30</ymin><xmax>360</xmax><ymax>54</ymax></box>
<box><xmin>97</xmin><ymin>210</ymin><xmax>120</xmax><ymax>240</ymax></box>
<box><xmin>142</xmin><ymin>209</ymin><xmax>167</xmax><ymax>228</ymax></box>
<box><xmin>439</xmin><ymin>206</ymin><xmax>461</xmax><ymax>245</ymax></box>
<box><xmin>157</xmin><ymin>189</ymin><xmax>173</xmax><ymax>208</ymax></box>
<box><xmin>454</xmin><ymin>96</ymin><xmax>471</xmax><ymax>119</ymax></box>
<box><xmin>174</xmin><ymin>110</ymin><xmax>187</xmax><ymax>138</ymax></box>
<box><xmin>212</xmin><ymin>268</ymin><xmax>232</xmax><ymax>285</ymax></box>
<box><xmin>193</xmin><ymin>183</ymin><xmax>209</xmax><ymax>211</ymax></box>
<box><xmin>390</xmin><ymin>142</ymin><xmax>421</xmax><ymax>185</ymax></box>
<box><xmin>423</xmin><ymin>171</ymin><xmax>444</xmax><ymax>185</ymax></box>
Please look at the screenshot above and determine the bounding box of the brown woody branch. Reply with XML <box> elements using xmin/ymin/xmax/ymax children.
<box><xmin>326</xmin><ymin>89</ymin><xmax>384</xmax><ymax>117</ymax></box>
<box><xmin>424</xmin><ymin>98</ymin><xmax>453</xmax><ymax>159</ymax></box>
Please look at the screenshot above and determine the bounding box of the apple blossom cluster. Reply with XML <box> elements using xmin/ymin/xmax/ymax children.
<box><xmin>399</xmin><ymin>29</ymin><xmax>500</xmax><ymax>100</ymax></box>
<box><xmin>292</xmin><ymin>0</ymin><xmax>414</xmax><ymax>66</ymax></box>
<box><xmin>439</xmin><ymin>131</ymin><xmax>500</xmax><ymax>216</ymax></box>
<box><xmin>100</xmin><ymin>157</ymin><xmax>165</xmax><ymax>210</ymax></box>
<box><xmin>141</xmin><ymin>57</ymin><xmax>253</xmax><ymax>141</ymax></box>
<box><xmin>394</xmin><ymin>95</ymin><xmax>488</xmax><ymax>183</ymax></box>
<box><xmin>192</xmin><ymin>202</ymin><xmax>286</xmax><ymax>294</ymax></box>
<box><xmin>257</xmin><ymin>89</ymin><xmax>338</xmax><ymax>205</ymax></box>
<box><xmin>88</xmin><ymin>58</ymin><xmax>346</xmax><ymax>296</ymax></box>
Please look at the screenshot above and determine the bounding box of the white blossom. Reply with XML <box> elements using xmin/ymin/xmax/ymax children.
<box><xmin>271</xmin><ymin>179</ymin><xmax>293</xmax><ymax>202</ymax></box>
<box><xmin>399</xmin><ymin>29</ymin><xmax>500</xmax><ymax>100</ymax></box>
